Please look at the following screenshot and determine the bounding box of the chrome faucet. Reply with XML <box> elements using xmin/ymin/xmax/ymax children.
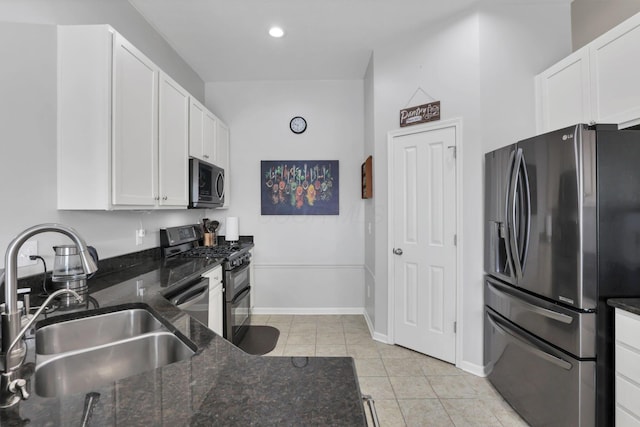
<box><xmin>0</xmin><ymin>224</ymin><xmax>98</xmax><ymax>407</ymax></box>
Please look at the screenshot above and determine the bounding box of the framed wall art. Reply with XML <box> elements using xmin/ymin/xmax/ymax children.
<box><xmin>361</xmin><ymin>155</ymin><xmax>372</xmax><ymax>199</ymax></box>
<box><xmin>261</xmin><ymin>160</ymin><xmax>339</xmax><ymax>215</ymax></box>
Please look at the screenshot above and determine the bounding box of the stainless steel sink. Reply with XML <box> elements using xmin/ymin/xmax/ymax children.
<box><xmin>35</xmin><ymin>332</ymin><xmax>195</xmax><ymax>397</ymax></box>
<box><xmin>36</xmin><ymin>308</ymin><xmax>166</xmax><ymax>354</ymax></box>
<box><xmin>33</xmin><ymin>306</ymin><xmax>196</xmax><ymax>398</ymax></box>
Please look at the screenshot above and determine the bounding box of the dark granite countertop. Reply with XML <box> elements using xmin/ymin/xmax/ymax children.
<box><xmin>608</xmin><ymin>298</ymin><xmax>640</xmax><ymax>316</ymax></box>
<box><xmin>1</xmin><ymin>249</ymin><xmax>366</xmax><ymax>426</ymax></box>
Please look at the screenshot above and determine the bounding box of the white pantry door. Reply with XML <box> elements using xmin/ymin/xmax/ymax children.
<box><xmin>391</xmin><ymin>124</ymin><xmax>457</xmax><ymax>363</ymax></box>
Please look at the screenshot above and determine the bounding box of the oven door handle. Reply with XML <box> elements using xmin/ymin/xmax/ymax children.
<box><xmin>231</xmin><ymin>286</ymin><xmax>251</xmax><ymax>305</ymax></box>
<box><xmin>174</xmin><ymin>278</ymin><xmax>210</xmax><ymax>309</ymax></box>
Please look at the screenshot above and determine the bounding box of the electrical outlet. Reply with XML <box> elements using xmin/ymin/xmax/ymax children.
<box><xmin>135</xmin><ymin>229</ymin><xmax>145</xmax><ymax>246</ymax></box>
<box><xmin>18</xmin><ymin>241</ymin><xmax>38</xmax><ymax>267</ymax></box>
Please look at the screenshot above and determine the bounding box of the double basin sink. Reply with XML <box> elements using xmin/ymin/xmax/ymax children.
<box><xmin>34</xmin><ymin>304</ymin><xmax>196</xmax><ymax>398</ymax></box>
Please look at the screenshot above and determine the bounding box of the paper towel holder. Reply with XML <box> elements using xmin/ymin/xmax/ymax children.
<box><xmin>225</xmin><ymin>217</ymin><xmax>240</xmax><ymax>245</ymax></box>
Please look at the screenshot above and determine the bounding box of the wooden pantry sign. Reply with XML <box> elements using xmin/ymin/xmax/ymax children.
<box><xmin>399</xmin><ymin>101</ymin><xmax>440</xmax><ymax>127</ymax></box>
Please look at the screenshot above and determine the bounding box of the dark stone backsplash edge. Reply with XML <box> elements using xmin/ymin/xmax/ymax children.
<box><xmin>12</xmin><ymin>247</ymin><xmax>161</xmax><ymax>301</ymax></box>
<box><xmin>12</xmin><ymin>235</ymin><xmax>254</xmax><ymax>301</ymax></box>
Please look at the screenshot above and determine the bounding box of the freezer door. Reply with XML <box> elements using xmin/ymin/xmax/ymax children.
<box><xmin>485</xmin><ymin>308</ymin><xmax>595</xmax><ymax>427</ymax></box>
<box><xmin>485</xmin><ymin>145</ymin><xmax>518</xmax><ymax>285</ymax></box>
<box><xmin>517</xmin><ymin>124</ymin><xmax>597</xmax><ymax>310</ymax></box>
<box><xmin>485</xmin><ymin>276</ymin><xmax>595</xmax><ymax>358</ymax></box>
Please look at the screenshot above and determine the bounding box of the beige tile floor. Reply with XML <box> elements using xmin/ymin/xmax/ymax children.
<box><xmin>254</xmin><ymin>313</ymin><xmax>530</xmax><ymax>427</ymax></box>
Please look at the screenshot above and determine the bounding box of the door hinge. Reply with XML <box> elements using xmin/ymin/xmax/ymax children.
<box><xmin>453</xmin><ymin>321</ymin><xmax>457</xmax><ymax>333</ymax></box>
<box><xmin>448</xmin><ymin>145</ymin><xmax>457</xmax><ymax>159</ymax></box>
<box><xmin>453</xmin><ymin>234</ymin><xmax>457</xmax><ymax>246</ymax></box>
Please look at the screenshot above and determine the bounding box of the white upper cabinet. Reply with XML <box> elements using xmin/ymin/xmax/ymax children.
<box><xmin>188</xmin><ymin>98</ymin><xmax>232</xmax><ymax>208</ymax></box>
<box><xmin>590</xmin><ymin>15</ymin><xmax>640</xmax><ymax>127</ymax></box>
<box><xmin>535</xmin><ymin>47</ymin><xmax>591</xmax><ymax>133</ymax></box>
<box><xmin>189</xmin><ymin>97</ymin><xmax>216</xmax><ymax>163</ymax></box>
<box><xmin>159</xmin><ymin>72</ymin><xmax>189</xmax><ymax>207</ymax></box>
<box><xmin>216</xmin><ymin>120</ymin><xmax>230</xmax><ymax>208</ymax></box>
<box><xmin>57</xmin><ymin>25</ymin><xmax>188</xmax><ymax>210</ymax></box>
<box><xmin>112</xmin><ymin>33</ymin><xmax>159</xmax><ymax>206</ymax></box>
<box><xmin>536</xmin><ymin>12</ymin><xmax>640</xmax><ymax>133</ymax></box>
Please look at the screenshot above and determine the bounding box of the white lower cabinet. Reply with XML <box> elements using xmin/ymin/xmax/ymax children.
<box><xmin>615</xmin><ymin>308</ymin><xmax>640</xmax><ymax>426</ymax></box>
<box><xmin>205</xmin><ymin>265</ymin><xmax>224</xmax><ymax>336</ymax></box>
<box><xmin>249</xmin><ymin>249</ymin><xmax>254</xmax><ymax>310</ymax></box>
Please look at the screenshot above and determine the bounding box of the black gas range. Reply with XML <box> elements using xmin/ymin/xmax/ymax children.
<box><xmin>160</xmin><ymin>225</ymin><xmax>251</xmax><ymax>269</ymax></box>
<box><xmin>160</xmin><ymin>224</ymin><xmax>252</xmax><ymax>345</ymax></box>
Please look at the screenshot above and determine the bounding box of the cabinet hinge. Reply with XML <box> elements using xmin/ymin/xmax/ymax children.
<box><xmin>454</xmin><ymin>321</ymin><xmax>457</xmax><ymax>333</ymax></box>
<box><xmin>453</xmin><ymin>234</ymin><xmax>457</xmax><ymax>246</ymax></box>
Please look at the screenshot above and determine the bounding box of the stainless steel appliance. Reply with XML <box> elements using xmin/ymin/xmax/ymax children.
<box><xmin>189</xmin><ymin>158</ymin><xmax>225</xmax><ymax>209</ymax></box>
<box><xmin>179</xmin><ymin>244</ymin><xmax>251</xmax><ymax>345</ymax></box>
<box><xmin>484</xmin><ymin>124</ymin><xmax>640</xmax><ymax>426</ymax></box>
<box><xmin>163</xmin><ymin>274</ymin><xmax>211</xmax><ymax>327</ymax></box>
<box><xmin>160</xmin><ymin>225</ymin><xmax>252</xmax><ymax>345</ymax></box>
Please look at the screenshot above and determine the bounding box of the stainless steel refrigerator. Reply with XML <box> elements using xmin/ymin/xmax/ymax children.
<box><xmin>484</xmin><ymin>123</ymin><xmax>640</xmax><ymax>426</ymax></box>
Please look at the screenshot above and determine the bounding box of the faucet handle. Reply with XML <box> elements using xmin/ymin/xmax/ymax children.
<box><xmin>8</xmin><ymin>379</ymin><xmax>29</xmax><ymax>400</ymax></box>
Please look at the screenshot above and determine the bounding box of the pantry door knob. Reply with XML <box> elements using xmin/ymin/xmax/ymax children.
<box><xmin>393</xmin><ymin>248</ymin><xmax>403</xmax><ymax>255</ymax></box>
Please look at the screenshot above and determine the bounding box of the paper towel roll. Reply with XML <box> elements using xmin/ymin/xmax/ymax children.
<box><xmin>226</xmin><ymin>217</ymin><xmax>239</xmax><ymax>241</ymax></box>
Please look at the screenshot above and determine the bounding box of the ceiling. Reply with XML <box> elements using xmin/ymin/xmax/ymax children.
<box><xmin>128</xmin><ymin>0</ymin><xmax>484</xmax><ymax>82</ymax></box>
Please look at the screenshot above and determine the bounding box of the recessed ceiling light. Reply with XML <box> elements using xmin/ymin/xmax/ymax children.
<box><xmin>269</xmin><ymin>27</ymin><xmax>284</xmax><ymax>38</ymax></box>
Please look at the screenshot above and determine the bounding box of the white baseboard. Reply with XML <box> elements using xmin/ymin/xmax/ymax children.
<box><xmin>252</xmin><ymin>307</ymin><xmax>365</xmax><ymax>315</ymax></box>
<box><xmin>372</xmin><ymin>331</ymin><xmax>389</xmax><ymax>344</ymax></box>
<box><xmin>456</xmin><ymin>360</ymin><xmax>488</xmax><ymax>377</ymax></box>
<box><xmin>363</xmin><ymin>309</ymin><xmax>390</xmax><ymax>343</ymax></box>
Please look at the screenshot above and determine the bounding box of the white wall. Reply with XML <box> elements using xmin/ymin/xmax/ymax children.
<box><xmin>0</xmin><ymin>0</ymin><xmax>204</xmax><ymax>99</ymax></box>
<box><xmin>205</xmin><ymin>80</ymin><xmax>365</xmax><ymax>312</ymax></box>
<box><xmin>572</xmin><ymin>0</ymin><xmax>640</xmax><ymax>50</ymax></box>
<box><xmin>0</xmin><ymin>6</ymin><xmax>208</xmax><ymax>277</ymax></box>
<box><xmin>363</xmin><ymin>55</ymin><xmax>376</xmax><ymax>326</ymax></box>
<box><xmin>371</xmin><ymin>10</ymin><xmax>482</xmax><ymax>345</ymax></box>
<box><xmin>368</xmin><ymin>4</ymin><xmax>571</xmax><ymax>373</ymax></box>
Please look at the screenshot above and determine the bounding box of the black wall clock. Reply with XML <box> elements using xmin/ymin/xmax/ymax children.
<box><xmin>290</xmin><ymin>116</ymin><xmax>307</xmax><ymax>134</ymax></box>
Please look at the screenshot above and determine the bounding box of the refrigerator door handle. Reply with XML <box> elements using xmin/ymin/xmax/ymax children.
<box><xmin>487</xmin><ymin>310</ymin><xmax>573</xmax><ymax>371</ymax></box>
<box><xmin>519</xmin><ymin>151</ymin><xmax>532</xmax><ymax>275</ymax></box>
<box><xmin>507</xmin><ymin>148</ymin><xmax>524</xmax><ymax>280</ymax></box>
<box><xmin>486</xmin><ymin>280</ymin><xmax>573</xmax><ymax>324</ymax></box>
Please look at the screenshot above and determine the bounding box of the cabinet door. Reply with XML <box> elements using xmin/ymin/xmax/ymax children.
<box><xmin>216</xmin><ymin>120</ymin><xmax>230</xmax><ymax>208</ymax></box>
<box><xmin>159</xmin><ymin>73</ymin><xmax>189</xmax><ymax>207</ymax></box>
<box><xmin>590</xmin><ymin>14</ymin><xmax>640</xmax><ymax>127</ymax></box>
<box><xmin>203</xmin><ymin>110</ymin><xmax>217</xmax><ymax>163</ymax></box>
<box><xmin>615</xmin><ymin>309</ymin><xmax>640</xmax><ymax>424</ymax></box>
<box><xmin>535</xmin><ymin>47</ymin><xmax>591</xmax><ymax>134</ymax></box>
<box><xmin>205</xmin><ymin>266</ymin><xmax>224</xmax><ymax>336</ymax></box>
<box><xmin>112</xmin><ymin>34</ymin><xmax>158</xmax><ymax>206</ymax></box>
<box><xmin>209</xmin><ymin>283</ymin><xmax>224</xmax><ymax>336</ymax></box>
<box><xmin>189</xmin><ymin>98</ymin><xmax>204</xmax><ymax>160</ymax></box>
<box><xmin>249</xmin><ymin>249</ymin><xmax>254</xmax><ymax>309</ymax></box>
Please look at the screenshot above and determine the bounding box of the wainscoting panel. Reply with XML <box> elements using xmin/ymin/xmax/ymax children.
<box><xmin>252</xmin><ymin>264</ymin><xmax>365</xmax><ymax>314</ymax></box>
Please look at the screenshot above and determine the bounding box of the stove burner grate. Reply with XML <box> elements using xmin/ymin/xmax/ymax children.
<box><xmin>181</xmin><ymin>245</ymin><xmax>239</xmax><ymax>258</ymax></box>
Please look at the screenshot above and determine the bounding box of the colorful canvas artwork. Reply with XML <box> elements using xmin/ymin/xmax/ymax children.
<box><xmin>261</xmin><ymin>160</ymin><xmax>339</xmax><ymax>215</ymax></box>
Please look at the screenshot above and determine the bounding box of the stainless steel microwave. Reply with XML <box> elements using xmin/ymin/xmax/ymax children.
<box><xmin>189</xmin><ymin>158</ymin><xmax>225</xmax><ymax>208</ymax></box>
